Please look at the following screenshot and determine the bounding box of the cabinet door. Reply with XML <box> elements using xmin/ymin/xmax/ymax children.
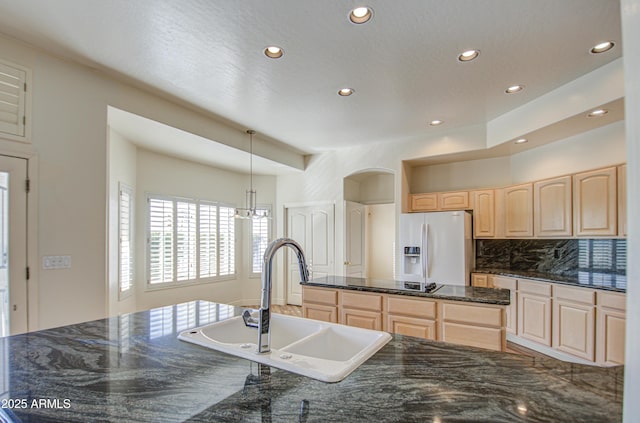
<box><xmin>534</xmin><ymin>176</ymin><xmax>572</xmax><ymax>237</ymax></box>
<box><xmin>618</xmin><ymin>164</ymin><xmax>626</xmax><ymax>236</ymax></box>
<box><xmin>573</xmin><ymin>167</ymin><xmax>617</xmax><ymax>236</ymax></box>
<box><xmin>504</xmin><ymin>183</ymin><xmax>533</xmax><ymax>237</ymax></box>
<box><xmin>387</xmin><ymin>315</ymin><xmax>436</xmax><ymax>340</ymax></box>
<box><xmin>597</xmin><ymin>291</ymin><xmax>626</xmax><ymax>366</ymax></box>
<box><xmin>517</xmin><ymin>280</ymin><xmax>551</xmax><ymax>346</ymax></box>
<box><xmin>553</xmin><ymin>299</ymin><xmax>595</xmax><ymax>361</ymax></box>
<box><xmin>341</xmin><ymin>308</ymin><xmax>382</xmax><ymax>330</ymax></box>
<box><xmin>492</xmin><ymin>276</ymin><xmax>517</xmax><ymax>335</ymax></box>
<box><xmin>471</xmin><ymin>273</ymin><xmax>490</xmax><ymax>288</ymax></box>
<box><xmin>411</xmin><ymin>193</ymin><xmax>438</xmax><ymax>211</ymax></box>
<box><xmin>472</xmin><ymin>190</ymin><xmax>495</xmax><ymax>238</ymax></box>
<box><xmin>303</xmin><ymin>303</ymin><xmax>338</xmax><ymax>323</ymax></box>
<box><xmin>439</xmin><ymin>191</ymin><xmax>469</xmax><ymax>210</ymax></box>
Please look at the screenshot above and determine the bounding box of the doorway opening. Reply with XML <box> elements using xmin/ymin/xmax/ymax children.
<box><xmin>343</xmin><ymin>169</ymin><xmax>395</xmax><ymax>280</ymax></box>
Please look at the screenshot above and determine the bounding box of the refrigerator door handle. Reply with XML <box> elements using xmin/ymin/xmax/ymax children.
<box><xmin>422</xmin><ymin>223</ymin><xmax>429</xmax><ymax>279</ymax></box>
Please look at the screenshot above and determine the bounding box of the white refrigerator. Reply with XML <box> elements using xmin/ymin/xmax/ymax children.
<box><xmin>398</xmin><ymin>211</ymin><xmax>473</xmax><ymax>285</ymax></box>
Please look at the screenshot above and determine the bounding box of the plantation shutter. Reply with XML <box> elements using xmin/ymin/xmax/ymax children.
<box><xmin>252</xmin><ymin>211</ymin><xmax>270</xmax><ymax>273</ymax></box>
<box><xmin>219</xmin><ymin>206</ymin><xmax>235</xmax><ymax>276</ymax></box>
<box><xmin>149</xmin><ymin>198</ymin><xmax>174</xmax><ymax>283</ymax></box>
<box><xmin>176</xmin><ymin>201</ymin><xmax>196</xmax><ymax>281</ymax></box>
<box><xmin>118</xmin><ymin>184</ymin><xmax>133</xmax><ymax>293</ymax></box>
<box><xmin>0</xmin><ymin>61</ymin><xmax>26</xmax><ymax>137</ymax></box>
<box><xmin>199</xmin><ymin>203</ymin><xmax>217</xmax><ymax>278</ymax></box>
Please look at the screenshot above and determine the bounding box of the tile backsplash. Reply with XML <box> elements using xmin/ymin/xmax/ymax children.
<box><xmin>475</xmin><ymin>239</ymin><xmax>626</xmax><ymax>276</ymax></box>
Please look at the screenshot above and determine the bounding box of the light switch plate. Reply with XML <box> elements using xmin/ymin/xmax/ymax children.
<box><xmin>42</xmin><ymin>255</ymin><xmax>71</xmax><ymax>270</ymax></box>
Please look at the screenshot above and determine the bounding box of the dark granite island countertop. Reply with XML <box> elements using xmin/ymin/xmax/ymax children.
<box><xmin>302</xmin><ymin>275</ymin><xmax>511</xmax><ymax>305</ymax></box>
<box><xmin>473</xmin><ymin>268</ymin><xmax>627</xmax><ymax>292</ymax></box>
<box><xmin>1</xmin><ymin>301</ymin><xmax>623</xmax><ymax>422</ymax></box>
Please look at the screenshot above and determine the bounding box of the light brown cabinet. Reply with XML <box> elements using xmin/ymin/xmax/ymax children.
<box><xmin>302</xmin><ymin>287</ymin><xmax>338</xmax><ymax>323</ymax></box>
<box><xmin>517</xmin><ymin>279</ymin><xmax>552</xmax><ymax>346</ymax></box>
<box><xmin>552</xmin><ymin>285</ymin><xmax>596</xmax><ymax>361</ymax></box>
<box><xmin>472</xmin><ymin>190</ymin><xmax>495</xmax><ymax>238</ymax></box>
<box><xmin>339</xmin><ymin>291</ymin><xmax>384</xmax><ymax>330</ymax></box>
<box><xmin>618</xmin><ymin>164</ymin><xmax>627</xmax><ymax>236</ymax></box>
<box><xmin>504</xmin><ymin>183</ymin><xmax>533</xmax><ymax>237</ymax></box>
<box><xmin>301</xmin><ymin>286</ymin><xmax>506</xmax><ymax>351</ymax></box>
<box><xmin>597</xmin><ymin>291</ymin><xmax>626</xmax><ymax>366</ymax></box>
<box><xmin>386</xmin><ymin>295</ymin><xmax>437</xmax><ymax>340</ymax></box>
<box><xmin>534</xmin><ymin>175</ymin><xmax>572</xmax><ymax>237</ymax></box>
<box><xmin>471</xmin><ymin>273</ymin><xmax>490</xmax><ymax>288</ymax></box>
<box><xmin>411</xmin><ymin>193</ymin><xmax>438</xmax><ymax>211</ymax></box>
<box><xmin>573</xmin><ymin>167</ymin><xmax>617</xmax><ymax>236</ymax></box>
<box><xmin>440</xmin><ymin>301</ymin><xmax>505</xmax><ymax>351</ymax></box>
<box><xmin>410</xmin><ymin>191</ymin><xmax>469</xmax><ymax>212</ymax></box>
<box><xmin>492</xmin><ymin>276</ymin><xmax>517</xmax><ymax>335</ymax></box>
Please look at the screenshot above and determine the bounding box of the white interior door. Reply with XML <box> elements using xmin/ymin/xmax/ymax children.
<box><xmin>0</xmin><ymin>155</ymin><xmax>28</xmax><ymax>336</ymax></box>
<box><xmin>285</xmin><ymin>204</ymin><xmax>334</xmax><ymax>305</ymax></box>
<box><xmin>345</xmin><ymin>201</ymin><xmax>365</xmax><ymax>277</ymax></box>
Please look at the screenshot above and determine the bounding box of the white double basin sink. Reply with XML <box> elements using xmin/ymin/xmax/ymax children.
<box><xmin>178</xmin><ymin>312</ymin><xmax>392</xmax><ymax>383</ymax></box>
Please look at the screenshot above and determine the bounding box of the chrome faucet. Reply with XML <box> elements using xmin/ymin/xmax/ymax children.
<box><xmin>243</xmin><ymin>238</ymin><xmax>310</xmax><ymax>353</ymax></box>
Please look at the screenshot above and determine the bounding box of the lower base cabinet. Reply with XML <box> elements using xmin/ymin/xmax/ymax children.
<box><xmin>302</xmin><ymin>286</ymin><xmax>506</xmax><ymax>351</ymax></box>
<box><xmin>597</xmin><ymin>291</ymin><xmax>626</xmax><ymax>366</ymax></box>
<box><xmin>552</xmin><ymin>285</ymin><xmax>596</xmax><ymax>362</ymax></box>
<box><xmin>517</xmin><ymin>280</ymin><xmax>552</xmax><ymax>347</ymax></box>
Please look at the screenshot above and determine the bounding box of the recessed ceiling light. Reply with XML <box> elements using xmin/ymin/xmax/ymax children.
<box><xmin>590</xmin><ymin>41</ymin><xmax>615</xmax><ymax>54</ymax></box>
<box><xmin>587</xmin><ymin>108</ymin><xmax>608</xmax><ymax>117</ymax></box>
<box><xmin>505</xmin><ymin>85</ymin><xmax>524</xmax><ymax>94</ymax></box>
<box><xmin>264</xmin><ymin>46</ymin><xmax>283</xmax><ymax>59</ymax></box>
<box><xmin>514</xmin><ymin>138</ymin><xmax>528</xmax><ymax>144</ymax></box>
<box><xmin>458</xmin><ymin>49</ymin><xmax>479</xmax><ymax>62</ymax></box>
<box><xmin>349</xmin><ymin>6</ymin><xmax>373</xmax><ymax>24</ymax></box>
<box><xmin>338</xmin><ymin>88</ymin><xmax>355</xmax><ymax>96</ymax></box>
<box><xmin>429</xmin><ymin>120</ymin><xmax>444</xmax><ymax>126</ymax></box>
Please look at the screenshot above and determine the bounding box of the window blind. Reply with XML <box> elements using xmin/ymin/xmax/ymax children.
<box><xmin>118</xmin><ymin>185</ymin><xmax>133</xmax><ymax>293</ymax></box>
<box><xmin>176</xmin><ymin>201</ymin><xmax>196</xmax><ymax>281</ymax></box>
<box><xmin>219</xmin><ymin>206</ymin><xmax>235</xmax><ymax>276</ymax></box>
<box><xmin>199</xmin><ymin>203</ymin><xmax>217</xmax><ymax>278</ymax></box>
<box><xmin>252</xmin><ymin>211</ymin><xmax>270</xmax><ymax>273</ymax></box>
<box><xmin>0</xmin><ymin>61</ymin><xmax>26</xmax><ymax>137</ymax></box>
<box><xmin>149</xmin><ymin>198</ymin><xmax>174</xmax><ymax>284</ymax></box>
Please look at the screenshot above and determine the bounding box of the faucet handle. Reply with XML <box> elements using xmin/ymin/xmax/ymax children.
<box><xmin>242</xmin><ymin>309</ymin><xmax>259</xmax><ymax>328</ymax></box>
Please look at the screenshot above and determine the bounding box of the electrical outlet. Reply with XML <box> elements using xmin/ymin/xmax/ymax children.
<box><xmin>42</xmin><ymin>255</ymin><xmax>71</xmax><ymax>270</ymax></box>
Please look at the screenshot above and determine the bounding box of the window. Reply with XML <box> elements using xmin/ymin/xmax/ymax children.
<box><xmin>118</xmin><ymin>183</ymin><xmax>133</xmax><ymax>297</ymax></box>
<box><xmin>0</xmin><ymin>59</ymin><xmax>29</xmax><ymax>140</ymax></box>
<box><xmin>251</xmin><ymin>208</ymin><xmax>272</xmax><ymax>274</ymax></box>
<box><xmin>147</xmin><ymin>195</ymin><xmax>236</xmax><ymax>287</ymax></box>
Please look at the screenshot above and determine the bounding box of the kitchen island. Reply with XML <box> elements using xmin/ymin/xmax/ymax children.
<box><xmin>0</xmin><ymin>301</ymin><xmax>623</xmax><ymax>422</ymax></box>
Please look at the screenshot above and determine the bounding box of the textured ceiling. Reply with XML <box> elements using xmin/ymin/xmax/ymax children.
<box><xmin>0</xmin><ymin>0</ymin><xmax>622</xmax><ymax>155</ymax></box>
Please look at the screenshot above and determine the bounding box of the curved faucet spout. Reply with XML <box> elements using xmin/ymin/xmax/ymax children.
<box><xmin>256</xmin><ymin>238</ymin><xmax>309</xmax><ymax>353</ymax></box>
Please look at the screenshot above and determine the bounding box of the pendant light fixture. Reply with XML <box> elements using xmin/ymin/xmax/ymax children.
<box><xmin>235</xmin><ymin>130</ymin><xmax>269</xmax><ymax>219</ymax></box>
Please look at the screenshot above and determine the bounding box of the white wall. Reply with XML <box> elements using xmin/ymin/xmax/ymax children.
<box><xmin>0</xmin><ymin>33</ymin><xmax>291</xmax><ymax>329</ymax></box>
<box><xmin>622</xmin><ymin>0</ymin><xmax>640</xmax><ymax>420</ymax></box>
<box><xmin>107</xmin><ymin>128</ymin><xmax>137</xmax><ymax>316</ymax></box>
<box><xmin>409</xmin><ymin>120</ymin><xmax>625</xmax><ymax>193</ymax></box>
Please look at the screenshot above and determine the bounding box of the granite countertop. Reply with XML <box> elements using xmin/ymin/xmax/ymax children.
<box><xmin>302</xmin><ymin>276</ymin><xmax>511</xmax><ymax>305</ymax></box>
<box><xmin>473</xmin><ymin>268</ymin><xmax>627</xmax><ymax>292</ymax></box>
<box><xmin>1</xmin><ymin>301</ymin><xmax>623</xmax><ymax>422</ymax></box>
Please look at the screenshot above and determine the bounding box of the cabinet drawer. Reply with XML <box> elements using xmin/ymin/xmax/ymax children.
<box><xmin>387</xmin><ymin>315</ymin><xmax>436</xmax><ymax>340</ymax></box>
<box><xmin>303</xmin><ymin>304</ymin><xmax>338</xmax><ymax>323</ymax></box>
<box><xmin>441</xmin><ymin>322</ymin><xmax>504</xmax><ymax>351</ymax></box>
<box><xmin>387</xmin><ymin>296</ymin><xmax>436</xmax><ymax>319</ymax></box>
<box><xmin>340</xmin><ymin>291</ymin><xmax>383</xmax><ymax>311</ymax></box>
<box><xmin>341</xmin><ymin>308</ymin><xmax>382</xmax><ymax>330</ymax></box>
<box><xmin>471</xmin><ymin>273</ymin><xmax>490</xmax><ymax>288</ymax></box>
<box><xmin>518</xmin><ymin>279</ymin><xmax>552</xmax><ymax>296</ymax></box>
<box><xmin>598</xmin><ymin>291</ymin><xmax>626</xmax><ymax>311</ymax></box>
<box><xmin>441</xmin><ymin>302</ymin><xmax>503</xmax><ymax>327</ymax></box>
<box><xmin>553</xmin><ymin>285</ymin><xmax>595</xmax><ymax>305</ymax></box>
<box><xmin>303</xmin><ymin>287</ymin><xmax>338</xmax><ymax>305</ymax></box>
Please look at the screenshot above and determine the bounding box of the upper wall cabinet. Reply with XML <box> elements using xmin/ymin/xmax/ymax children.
<box><xmin>410</xmin><ymin>191</ymin><xmax>469</xmax><ymax>212</ymax></box>
<box><xmin>534</xmin><ymin>176</ymin><xmax>572</xmax><ymax>237</ymax></box>
<box><xmin>618</xmin><ymin>165</ymin><xmax>627</xmax><ymax>237</ymax></box>
<box><xmin>573</xmin><ymin>167</ymin><xmax>617</xmax><ymax>236</ymax></box>
<box><xmin>472</xmin><ymin>190</ymin><xmax>495</xmax><ymax>238</ymax></box>
<box><xmin>504</xmin><ymin>183</ymin><xmax>533</xmax><ymax>237</ymax></box>
<box><xmin>0</xmin><ymin>59</ymin><xmax>30</xmax><ymax>142</ymax></box>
